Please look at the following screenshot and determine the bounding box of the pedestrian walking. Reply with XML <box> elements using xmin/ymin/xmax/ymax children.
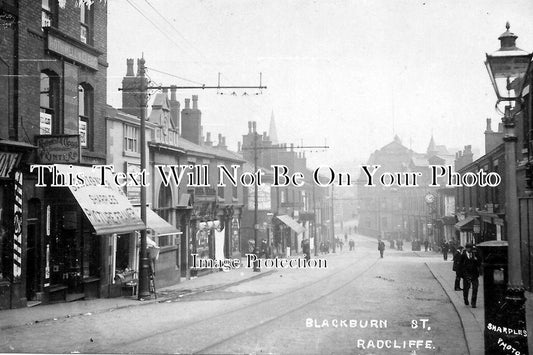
<box><xmin>378</xmin><ymin>239</ymin><xmax>385</xmax><ymax>258</ymax></box>
<box><xmin>301</xmin><ymin>238</ymin><xmax>311</xmax><ymax>260</ymax></box>
<box><xmin>442</xmin><ymin>241</ymin><xmax>449</xmax><ymax>260</ymax></box>
<box><xmin>452</xmin><ymin>246</ymin><xmax>464</xmax><ymax>291</ymax></box>
<box><xmin>460</xmin><ymin>243</ymin><xmax>481</xmax><ymax>307</ymax></box>
<box><xmin>424</xmin><ymin>239</ymin><xmax>429</xmax><ymax>251</ymax></box>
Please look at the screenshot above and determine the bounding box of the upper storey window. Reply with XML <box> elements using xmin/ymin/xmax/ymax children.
<box><xmin>80</xmin><ymin>3</ymin><xmax>93</xmax><ymax>44</ymax></box>
<box><xmin>42</xmin><ymin>0</ymin><xmax>57</xmax><ymax>29</ymax></box>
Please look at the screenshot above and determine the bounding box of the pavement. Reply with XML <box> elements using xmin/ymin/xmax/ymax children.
<box><xmin>0</xmin><ymin>262</ymin><xmax>276</xmax><ymax>331</ymax></box>
<box><xmin>415</xmin><ymin>248</ymin><xmax>533</xmax><ymax>355</ymax></box>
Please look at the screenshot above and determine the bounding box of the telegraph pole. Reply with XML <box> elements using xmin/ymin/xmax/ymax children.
<box><xmin>242</xmin><ymin>141</ymin><xmax>328</xmax><ymax>266</ymax></box>
<box><xmin>138</xmin><ymin>57</ymin><xmax>150</xmax><ymax>300</ymax></box>
<box><xmin>120</xmin><ymin>59</ymin><xmax>267</xmax><ymax>299</ymax></box>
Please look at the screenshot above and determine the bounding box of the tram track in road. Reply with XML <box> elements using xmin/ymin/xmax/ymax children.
<box><xmin>98</xmin><ymin>254</ymin><xmax>379</xmax><ymax>353</ymax></box>
<box><xmin>101</xmin><ymin>252</ymin><xmax>379</xmax><ymax>354</ymax></box>
<box><xmin>193</xmin><ymin>255</ymin><xmax>380</xmax><ymax>354</ymax></box>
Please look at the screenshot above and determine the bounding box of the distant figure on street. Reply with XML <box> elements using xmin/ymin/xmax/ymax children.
<box><xmin>441</xmin><ymin>241</ymin><xmax>449</xmax><ymax>260</ymax></box>
<box><xmin>344</xmin><ymin>233</ymin><xmax>348</xmax><ymax>243</ymax></box>
<box><xmin>460</xmin><ymin>243</ymin><xmax>481</xmax><ymax>307</ymax></box>
<box><xmin>453</xmin><ymin>246</ymin><xmax>464</xmax><ymax>291</ymax></box>
<box><xmin>378</xmin><ymin>239</ymin><xmax>385</xmax><ymax>258</ymax></box>
<box><xmin>301</xmin><ymin>238</ymin><xmax>311</xmax><ymax>260</ymax></box>
<box><xmin>349</xmin><ymin>239</ymin><xmax>355</xmax><ymax>251</ymax></box>
<box><xmin>397</xmin><ymin>239</ymin><xmax>403</xmax><ymax>251</ymax></box>
<box><xmin>424</xmin><ymin>239</ymin><xmax>429</xmax><ymax>252</ymax></box>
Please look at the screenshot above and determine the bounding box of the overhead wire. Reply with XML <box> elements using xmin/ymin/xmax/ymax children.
<box><xmin>125</xmin><ymin>0</ymin><xmax>273</xmax><ymax>136</ymax></box>
<box><xmin>141</xmin><ymin>0</ymin><xmax>272</xmax><ymax>120</ymax></box>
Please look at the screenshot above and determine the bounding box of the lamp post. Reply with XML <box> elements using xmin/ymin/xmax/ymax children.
<box><xmin>485</xmin><ymin>22</ymin><xmax>531</xmax><ymax>355</ymax></box>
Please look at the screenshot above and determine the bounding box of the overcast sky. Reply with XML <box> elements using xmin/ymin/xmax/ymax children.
<box><xmin>106</xmin><ymin>0</ymin><xmax>533</xmax><ymax>168</ymax></box>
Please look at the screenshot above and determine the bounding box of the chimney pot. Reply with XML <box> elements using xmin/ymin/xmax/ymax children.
<box><xmin>248</xmin><ymin>121</ymin><xmax>252</xmax><ymax>133</ymax></box>
<box><xmin>170</xmin><ymin>85</ymin><xmax>177</xmax><ymax>101</ymax></box>
<box><xmin>486</xmin><ymin>118</ymin><xmax>492</xmax><ymax>132</ymax></box>
<box><xmin>238</xmin><ymin>141</ymin><xmax>241</xmax><ymax>151</ymax></box>
<box><xmin>126</xmin><ymin>58</ymin><xmax>134</xmax><ymax>76</ymax></box>
<box><xmin>192</xmin><ymin>95</ymin><xmax>198</xmax><ymax>109</ymax></box>
<box><xmin>185</xmin><ymin>98</ymin><xmax>190</xmax><ymax>109</ymax></box>
<box><xmin>252</xmin><ymin>121</ymin><xmax>257</xmax><ymax>133</ymax></box>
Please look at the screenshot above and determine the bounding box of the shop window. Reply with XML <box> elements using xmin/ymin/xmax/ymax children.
<box><xmin>124</xmin><ymin>124</ymin><xmax>139</xmax><ymax>153</ymax></box>
<box><xmin>158</xmin><ymin>184</ymin><xmax>173</xmax><ymax>223</ymax></box>
<box><xmin>79</xmin><ymin>3</ymin><xmax>93</xmax><ymax>44</ymax></box>
<box><xmin>40</xmin><ymin>71</ymin><xmax>59</xmax><ymax>135</ymax></box>
<box><xmin>78</xmin><ymin>84</ymin><xmax>93</xmax><ymax>148</ymax></box>
<box><xmin>0</xmin><ymin>187</ymin><xmax>11</xmax><ymax>280</ymax></box>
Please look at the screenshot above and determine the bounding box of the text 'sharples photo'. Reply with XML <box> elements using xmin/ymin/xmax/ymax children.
<box><xmin>0</xmin><ymin>0</ymin><xmax>533</xmax><ymax>354</ymax></box>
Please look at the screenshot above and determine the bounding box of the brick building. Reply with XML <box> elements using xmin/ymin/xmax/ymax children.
<box><xmin>0</xmin><ymin>1</ymin><xmax>146</xmax><ymax>309</ymax></box>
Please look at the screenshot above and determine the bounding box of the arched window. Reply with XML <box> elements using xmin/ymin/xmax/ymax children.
<box><xmin>40</xmin><ymin>71</ymin><xmax>59</xmax><ymax>135</ymax></box>
<box><xmin>78</xmin><ymin>83</ymin><xmax>93</xmax><ymax>148</ymax></box>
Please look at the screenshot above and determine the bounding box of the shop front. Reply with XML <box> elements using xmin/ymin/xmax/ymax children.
<box><xmin>42</xmin><ymin>164</ymin><xmax>145</xmax><ymax>302</ymax></box>
<box><xmin>276</xmin><ymin>215</ymin><xmax>305</xmax><ymax>256</ymax></box>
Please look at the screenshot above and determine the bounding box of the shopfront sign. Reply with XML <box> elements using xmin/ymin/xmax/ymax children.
<box><xmin>48</xmin><ymin>33</ymin><xmax>98</xmax><ymax>70</ymax></box>
<box><xmin>54</xmin><ymin>165</ymin><xmax>145</xmax><ymax>235</ymax></box>
<box><xmin>0</xmin><ymin>152</ymin><xmax>20</xmax><ymax>178</ymax></box>
<box><xmin>36</xmin><ymin>135</ymin><xmax>81</xmax><ymax>164</ymax></box>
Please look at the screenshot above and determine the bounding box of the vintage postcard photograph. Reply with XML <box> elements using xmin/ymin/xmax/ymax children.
<box><xmin>0</xmin><ymin>0</ymin><xmax>533</xmax><ymax>354</ymax></box>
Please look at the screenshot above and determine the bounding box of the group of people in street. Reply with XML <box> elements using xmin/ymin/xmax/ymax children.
<box><xmin>452</xmin><ymin>243</ymin><xmax>481</xmax><ymax>308</ymax></box>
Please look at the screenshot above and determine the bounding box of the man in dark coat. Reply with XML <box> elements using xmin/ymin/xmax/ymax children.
<box><xmin>442</xmin><ymin>241</ymin><xmax>449</xmax><ymax>260</ymax></box>
<box><xmin>460</xmin><ymin>243</ymin><xmax>481</xmax><ymax>307</ymax></box>
<box><xmin>452</xmin><ymin>246</ymin><xmax>464</xmax><ymax>291</ymax></box>
<box><xmin>378</xmin><ymin>239</ymin><xmax>385</xmax><ymax>258</ymax></box>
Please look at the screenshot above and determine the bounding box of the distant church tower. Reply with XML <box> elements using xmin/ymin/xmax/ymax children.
<box><xmin>269</xmin><ymin>110</ymin><xmax>279</xmax><ymax>145</ymax></box>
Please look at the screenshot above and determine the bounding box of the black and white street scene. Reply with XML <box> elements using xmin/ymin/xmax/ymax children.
<box><xmin>1</xmin><ymin>1</ymin><xmax>533</xmax><ymax>354</ymax></box>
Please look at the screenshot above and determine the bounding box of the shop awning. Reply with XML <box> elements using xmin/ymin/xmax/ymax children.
<box><xmin>455</xmin><ymin>216</ymin><xmax>476</xmax><ymax>231</ymax></box>
<box><xmin>276</xmin><ymin>215</ymin><xmax>306</xmax><ymax>234</ymax></box>
<box><xmin>54</xmin><ymin>164</ymin><xmax>145</xmax><ymax>235</ymax></box>
<box><xmin>134</xmin><ymin>207</ymin><xmax>181</xmax><ymax>236</ymax></box>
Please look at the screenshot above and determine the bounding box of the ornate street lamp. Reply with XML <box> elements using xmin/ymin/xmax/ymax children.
<box><xmin>484</xmin><ymin>22</ymin><xmax>531</xmax><ymax>355</ymax></box>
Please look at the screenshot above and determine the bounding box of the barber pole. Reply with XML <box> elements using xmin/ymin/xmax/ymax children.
<box><xmin>13</xmin><ymin>171</ymin><xmax>22</xmax><ymax>278</ymax></box>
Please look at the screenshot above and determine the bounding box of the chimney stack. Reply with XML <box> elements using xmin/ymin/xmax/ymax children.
<box><xmin>181</xmin><ymin>96</ymin><xmax>201</xmax><ymax>144</ymax></box>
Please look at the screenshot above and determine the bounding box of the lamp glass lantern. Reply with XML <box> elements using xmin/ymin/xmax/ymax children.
<box><xmin>485</xmin><ymin>22</ymin><xmax>531</xmax><ymax>102</ymax></box>
<box><xmin>485</xmin><ymin>23</ymin><xmax>532</xmax><ymax>102</ymax></box>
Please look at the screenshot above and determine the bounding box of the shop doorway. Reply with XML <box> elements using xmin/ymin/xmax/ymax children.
<box><xmin>26</xmin><ymin>199</ymin><xmax>42</xmax><ymax>304</ymax></box>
